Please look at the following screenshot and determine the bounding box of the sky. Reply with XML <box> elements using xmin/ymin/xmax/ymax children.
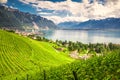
<box><xmin>0</xmin><ymin>0</ymin><xmax>120</xmax><ymax>24</ymax></box>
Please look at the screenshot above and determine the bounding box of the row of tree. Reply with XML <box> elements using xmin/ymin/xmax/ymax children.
<box><xmin>28</xmin><ymin>35</ymin><xmax>120</xmax><ymax>55</ymax></box>
<box><xmin>55</xmin><ymin>40</ymin><xmax>120</xmax><ymax>54</ymax></box>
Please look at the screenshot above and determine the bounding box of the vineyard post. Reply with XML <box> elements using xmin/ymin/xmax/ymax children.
<box><xmin>26</xmin><ymin>74</ymin><xmax>29</xmax><ymax>80</ymax></box>
<box><xmin>16</xmin><ymin>77</ymin><xmax>17</xmax><ymax>80</ymax></box>
<box><xmin>43</xmin><ymin>70</ymin><xmax>46</xmax><ymax>80</ymax></box>
<box><xmin>72</xmin><ymin>71</ymin><xmax>78</xmax><ymax>80</ymax></box>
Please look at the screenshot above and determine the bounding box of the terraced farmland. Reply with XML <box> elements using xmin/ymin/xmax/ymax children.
<box><xmin>0</xmin><ymin>30</ymin><xmax>73</xmax><ymax>79</ymax></box>
<box><xmin>1</xmin><ymin>29</ymin><xmax>120</xmax><ymax>80</ymax></box>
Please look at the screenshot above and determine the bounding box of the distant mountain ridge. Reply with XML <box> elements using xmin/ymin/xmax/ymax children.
<box><xmin>58</xmin><ymin>18</ymin><xmax>120</xmax><ymax>30</ymax></box>
<box><xmin>0</xmin><ymin>5</ymin><xmax>57</xmax><ymax>30</ymax></box>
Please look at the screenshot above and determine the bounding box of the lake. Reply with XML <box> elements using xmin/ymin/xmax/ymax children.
<box><xmin>42</xmin><ymin>30</ymin><xmax>120</xmax><ymax>44</ymax></box>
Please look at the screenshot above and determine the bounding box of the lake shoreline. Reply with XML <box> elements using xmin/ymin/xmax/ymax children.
<box><xmin>42</xmin><ymin>29</ymin><xmax>120</xmax><ymax>44</ymax></box>
<box><xmin>56</xmin><ymin>29</ymin><xmax>120</xmax><ymax>31</ymax></box>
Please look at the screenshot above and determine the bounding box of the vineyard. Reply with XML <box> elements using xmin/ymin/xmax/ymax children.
<box><xmin>45</xmin><ymin>51</ymin><xmax>120</xmax><ymax>80</ymax></box>
<box><xmin>0</xmin><ymin>29</ymin><xmax>120</xmax><ymax>80</ymax></box>
<box><xmin>0</xmin><ymin>30</ymin><xmax>73</xmax><ymax>79</ymax></box>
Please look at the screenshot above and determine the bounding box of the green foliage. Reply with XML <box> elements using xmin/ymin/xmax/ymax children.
<box><xmin>0</xmin><ymin>30</ymin><xmax>73</xmax><ymax>79</ymax></box>
<box><xmin>5</xmin><ymin>29</ymin><xmax>15</xmax><ymax>33</ymax></box>
<box><xmin>0</xmin><ymin>30</ymin><xmax>120</xmax><ymax>80</ymax></box>
<box><xmin>43</xmin><ymin>51</ymin><xmax>120</xmax><ymax>80</ymax></box>
<box><xmin>55</xmin><ymin>40</ymin><xmax>114</xmax><ymax>55</ymax></box>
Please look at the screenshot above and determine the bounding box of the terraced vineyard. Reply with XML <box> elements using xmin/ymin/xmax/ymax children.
<box><xmin>45</xmin><ymin>51</ymin><xmax>120</xmax><ymax>80</ymax></box>
<box><xmin>0</xmin><ymin>29</ymin><xmax>120</xmax><ymax>80</ymax></box>
<box><xmin>0</xmin><ymin>30</ymin><xmax>73</xmax><ymax>79</ymax></box>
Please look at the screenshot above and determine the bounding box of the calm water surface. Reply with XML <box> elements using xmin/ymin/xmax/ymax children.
<box><xmin>43</xmin><ymin>30</ymin><xmax>120</xmax><ymax>44</ymax></box>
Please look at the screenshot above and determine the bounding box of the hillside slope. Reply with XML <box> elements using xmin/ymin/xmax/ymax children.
<box><xmin>0</xmin><ymin>30</ymin><xmax>73</xmax><ymax>79</ymax></box>
<box><xmin>45</xmin><ymin>50</ymin><xmax>120</xmax><ymax>80</ymax></box>
<box><xmin>58</xmin><ymin>18</ymin><xmax>120</xmax><ymax>30</ymax></box>
<box><xmin>0</xmin><ymin>5</ymin><xmax>57</xmax><ymax>30</ymax></box>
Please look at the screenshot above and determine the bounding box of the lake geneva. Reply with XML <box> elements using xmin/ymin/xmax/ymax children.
<box><xmin>43</xmin><ymin>30</ymin><xmax>120</xmax><ymax>44</ymax></box>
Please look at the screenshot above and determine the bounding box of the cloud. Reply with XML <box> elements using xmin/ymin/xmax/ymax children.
<box><xmin>42</xmin><ymin>15</ymin><xmax>89</xmax><ymax>24</ymax></box>
<box><xmin>19</xmin><ymin>0</ymin><xmax>120</xmax><ymax>24</ymax></box>
<box><xmin>105</xmin><ymin>0</ymin><xmax>119</xmax><ymax>4</ymax></box>
<box><xmin>0</xmin><ymin>0</ymin><xmax>7</xmax><ymax>3</ymax></box>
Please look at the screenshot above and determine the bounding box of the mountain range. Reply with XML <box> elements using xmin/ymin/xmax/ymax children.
<box><xmin>58</xmin><ymin>18</ymin><xmax>120</xmax><ymax>30</ymax></box>
<box><xmin>1</xmin><ymin>5</ymin><xmax>120</xmax><ymax>31</ymax></box>
<box><xmin>0</xmin><ymin>5</ymin><xmax>57</xmax><ymax>30</ymax></box>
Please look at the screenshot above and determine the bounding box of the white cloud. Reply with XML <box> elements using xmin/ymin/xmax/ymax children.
<box><xmin>0</xmin><ymin>0</ymin><xmax>7</xmax><ymax>3</ymax></box>
<box><xmin>43</xmin><ymin>15</ymin><xmax>89</xmax><ymax>24</ymax></box>
<box><xmin>19</xmin><ymin>0</ymin><xmax>120</xmax><ymax>24</ymax></box>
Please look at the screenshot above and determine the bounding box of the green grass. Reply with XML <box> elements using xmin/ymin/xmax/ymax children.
<box><xmin>0</xmin><ymin>30</ymin><xmax>73</xmax><ymax>79</ymax></box>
